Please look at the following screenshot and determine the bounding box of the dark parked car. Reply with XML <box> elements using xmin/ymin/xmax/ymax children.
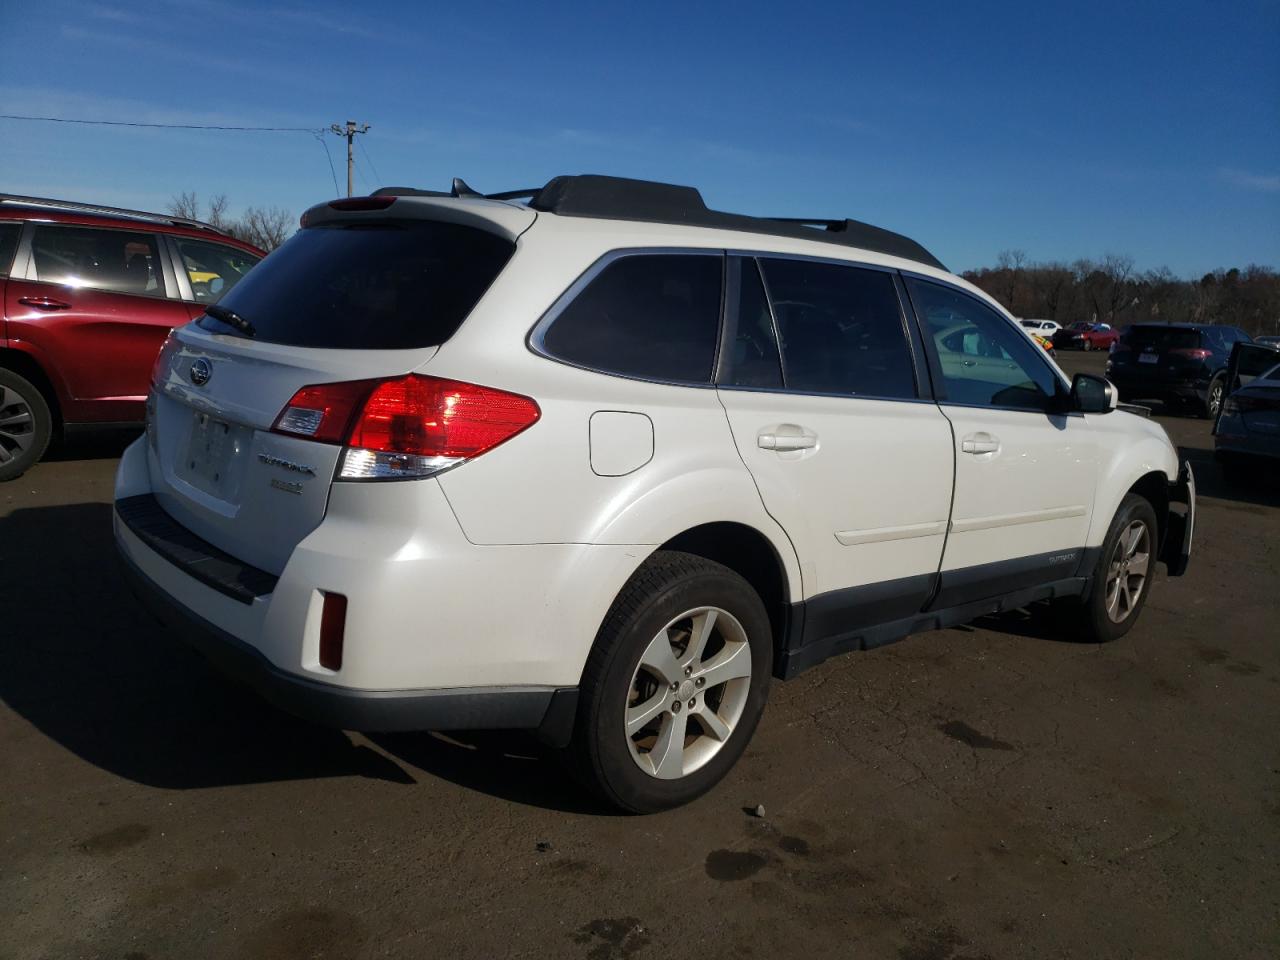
<box><xmin>1213</xmin><ymin>341</ymin><xmax>1280</xmax><ymax>480</ymax></box>
<box><xmin>0</xmin><ymin>195</ymin><xmax>265</xmax><ymax>480</ymax></box>
<box><xmin>1105</xmin><ymin>322</ymin><xmax>1253</xmax><ymax>418</ymax></box>
<box><xmin>1052</xmin><ymin>321</ymin><xmax>1119</xmax><ymax>351</ymax></box>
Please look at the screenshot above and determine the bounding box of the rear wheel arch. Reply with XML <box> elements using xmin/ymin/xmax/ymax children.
<box><xmin>657</xmin><ymin>522</ymin><xmax>794</xmax><ymax>678</ymax></box>
<box><xmin>0</xmin><ymin>348</ymin><xmax>61</xmax><ymax>429</ymax></box>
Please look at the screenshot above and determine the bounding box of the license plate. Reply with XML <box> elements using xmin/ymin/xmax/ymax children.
<box><xmin>179</xmin><ymin>412</ymin><xmax>247</xmax><ymax>498</ymax></box>
<box><xmin>1139</xmin><ymin>353</ymin><xmax>1159</xmax><ymax>364</ymax></box>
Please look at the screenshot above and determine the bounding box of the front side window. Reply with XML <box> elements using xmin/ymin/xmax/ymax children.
<box><xmin>758</xmin><ymin>258</ymin><xmax>917</xmax><ymax>399</ymax></box>
<box><xmin>176</xmin><ymin>238</ymin><xmax>261</xmax><ymax>303</ymax></box>
<box><xmin>31</xmin><ymin>225</ymin><xmax>164</xmax><ymax>297</ymax></box>
<box><xmin>541</xmin><ymin>253</ymin><xmax>722</xmax><ymax>384</ymax></box>
<box><xmin>907</xmin><ymin>278</ymin><xmax>1059</xmax><ymax>411</ymax></box>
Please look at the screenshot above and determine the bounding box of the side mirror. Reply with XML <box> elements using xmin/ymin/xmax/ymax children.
<box><xmin>1071</xmin><ymin>373</ymin><xmax>1116</xmax><ymax>414</ymax></box>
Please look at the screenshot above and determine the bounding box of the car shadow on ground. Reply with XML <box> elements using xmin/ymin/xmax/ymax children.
<box><xmin>0</xmin><ymin>500</ymin><xmax>611</xmax><ymax>811</ymax></box>
<box><xmin>1176</xmin><ymin>444</ymin><xmax>1280</xmax><ymax>509</ymax></box>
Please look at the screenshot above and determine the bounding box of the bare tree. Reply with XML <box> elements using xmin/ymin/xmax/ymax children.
<box><xmin>996</xmin><ymin>249</ymin><xmax>1028</xmax><ymax>314</ymax></box>
<box><xmin>168</xmin><ymin>191</ymin><xmax>201</xmax><ymax>221</ymax></box>
<box><xmin>238</xmin><ymin>206</ymin><xmax>293</xmax><ymax>252</ymax></box>
<box><xmin>166</xmin><ymin>192</ymin><xmax>293</xmax><ymax>251</ymax></box>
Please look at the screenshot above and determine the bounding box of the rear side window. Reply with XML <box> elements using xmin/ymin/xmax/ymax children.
<box><xmin>1122</xmin><ymin>327</ymin><xmax>1201</xmax><ymax>351</ymax></box>
<box><xmin>0</xmin><ymin>222</ymin><xmax>20</xmax><ymax>276</ymax></box>
<box><xmin>540</xmin><ymin>254</ymin><xmax>722</xmax><ymax>384</ymax></box>
<box><xmin>201</xmin><ymin>222</ymin><xmax>514</xmax><ymax>349</ymax></box>
<box><xmin>759</xmin><ymin>258</ymin><xmax>917</xmax><ymax>399</ymax></box>
<box><xmin>175</xmin><ymin>238</ymin><xmax>261</xmax><ymax>304</ymax></box>
<box><xmin>31</xmin><ymin>225</ymin><xmax>164</xmax><ymax>297</ymax></box>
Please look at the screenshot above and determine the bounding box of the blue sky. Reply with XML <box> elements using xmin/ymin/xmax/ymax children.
<box><xmin>1</xmin><ymin>0</ymin><xmax>1276</xmax><ymax>275</ymax></box>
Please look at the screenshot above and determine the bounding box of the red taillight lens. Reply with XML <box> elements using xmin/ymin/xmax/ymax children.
<box><xmin>1171</xmin><ymin>348</ymin><xmax>1212</xmax><ymax>359</ymax></box>
<box><xmin>271</xmin><ymin>374</ymin><xmax>540</xmax><ymax>480</ymax></box>
<box><xmin>272</xmin><ymin>379</ymin><xmax>379</xmax><ymax>443</ymax></box>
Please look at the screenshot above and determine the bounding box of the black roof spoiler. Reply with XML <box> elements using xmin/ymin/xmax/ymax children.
<box><xmin>371</xmin><ymin>174</ymin><xmax>946</xmax><ymax>270</ymax></box>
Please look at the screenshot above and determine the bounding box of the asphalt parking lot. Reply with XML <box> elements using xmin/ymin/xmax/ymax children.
<box><xmin>2</xmin><ymin>352</ymin><xmax>1277</xmax><ymax>960</ymax></box>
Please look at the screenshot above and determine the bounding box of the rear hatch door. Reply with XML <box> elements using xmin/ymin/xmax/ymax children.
<box><xmin>1116</xmin><ymin>326</ymin><xmax>1203</xmax><ymax>380</ymax></box>
<box><xmin>147</xmin><ymin>202</ymin><xmax>529</xmax><ymax>575</ymax></box>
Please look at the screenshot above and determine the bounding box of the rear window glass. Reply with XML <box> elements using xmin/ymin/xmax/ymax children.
<box><xmin>199</xmin><ymin>222</ymin><xmax>514</xmax><ymax>349</ymax></box>
<box><xmin>1122</xmin><ymin>327</ymin><xmax>1201</xmax><ymax>350</ymax></box>
<box><xmin>539</xmin><ymin>253</ymin><xmax>722</xmax><ymax>384</ymax></box>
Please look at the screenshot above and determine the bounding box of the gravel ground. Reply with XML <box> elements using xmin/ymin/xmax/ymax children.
<box><xmin>2</xmin><ymin>351</ymin><xmax>1277</xmax><ymax>960</ymax></box>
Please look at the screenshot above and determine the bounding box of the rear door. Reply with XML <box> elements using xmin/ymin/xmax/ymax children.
<box><xmin>716</xmin><ymin>256</ymin><xmax>953</xmax><ymax>635</ymax></box>
<box><xmin>147</xmin><ymin>213</ymin><xmax>522</xmax><ymax>574</ymax></box>
<box><xmin>7</xmin><ymin>222</ymin><xmax>189</xmax><ymax>423</ymax></box>
<box><xmin>905</xmin><ymin>277</ymin><xmax>1097</xmax><ymax>606</ymax></box>
<box><xmin>0</xmin><ymin>221</ymin><xmax>20</xmax><ymax>338</ymax></box>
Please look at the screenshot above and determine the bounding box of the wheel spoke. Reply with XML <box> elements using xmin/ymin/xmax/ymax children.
<box><xmin>684</xmin><ymin>609</ymin><xmax>718</xmax><ymax>667</ymax></box>
<box><xmin>637</xmin><ymin>631</ymin><xmax>681</xmax><ymax>686</ymax></box>
<box><xmin>1106</xmin><ymin>577</ymin><xmax>1121</xmax><ymax>618</ymax></box>
<box><xmin>695</xmin><ymin>706</ymin><xmax>732</xmax><ymax>742</ymax></box>
<box><xmin>649</xmin><ymin>710</ymin><xmax>688</xmax><ymax>779</ymax></box>
<box><xmin>626</xmin><ymin>690</ymin><xmax>668</xmax><ymax>736</ymax></box>
<box><xmin>696</xmin><ymin>641</ymin><xmax>751</xmax><ymax>690</ymax></box>
<box><xmin>1128</xmin><ymin>550</ymin><xmax>1149</xmax><ymax>577</ymax></box>
<box><xmin>0</xmin><ymin>411</ymin><xmax>31</xmax><ymax>429</ymax></box>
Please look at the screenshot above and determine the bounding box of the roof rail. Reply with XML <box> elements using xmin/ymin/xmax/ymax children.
<box><xmin>368</xmin><ymin>174</ymin><xmax>946</xmax><ymax>269</ymax></box>
<box><xmin>0</xmin><ymin>193</ymin><xmax>226</xmax><ymax>234</ymax></box>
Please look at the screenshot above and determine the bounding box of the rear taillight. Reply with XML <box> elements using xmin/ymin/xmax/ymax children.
<box><xmin>1171</xmin><ymin>348</ymin><xmax>1212</xmax><ymax>359</ymax></box>
<box><xmin>1224</xmin><ymin>394</ymin><xmax>1278</xmax><ymax>416</ymax></box>
<box><xmin>272</xmin><ymin>374</ymin><xmax>540</xmax><ymax>480</ymax></box>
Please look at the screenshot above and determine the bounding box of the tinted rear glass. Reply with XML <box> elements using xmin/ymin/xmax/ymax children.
<box><xmin>198</xmin><ymin>222</ymin><xmax>514</xmax><ymax>349</ymax></box>
<box><xmin>1123</xmin><ymin>327</ymin><xmax>1201</xmax><ymax>350</ymax></box>
<box><xmin>540</xmin><ymin>253</ymin><xmax>722</xmax><ymax>384</ymax></box>
<box><xmin>0</xmin><ymin>222</ymin><xmax>20</xmax><ymax>276</ymax></box>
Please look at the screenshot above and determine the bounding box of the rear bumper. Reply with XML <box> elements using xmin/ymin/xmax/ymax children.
<box><xmin>1110</xmin><ymin>376</ymin><xmax>1206</xmax><ymax>405</ymax></box>
<box><xmin>118</xmin><ymin>542</ymin><xmax>578</xmax><ymax>737</ymax></box>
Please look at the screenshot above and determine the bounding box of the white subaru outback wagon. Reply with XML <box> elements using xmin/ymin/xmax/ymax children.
<box><xmin>114</xmin><ymin>175</ymin><xmax>1194</xmax><ymax>812</ymax></box>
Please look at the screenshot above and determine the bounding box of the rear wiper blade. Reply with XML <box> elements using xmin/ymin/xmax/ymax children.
<box><xmin>204</xmin><ymin>303</ymin><xmax>256</xmax><ymax>338</ymax></box>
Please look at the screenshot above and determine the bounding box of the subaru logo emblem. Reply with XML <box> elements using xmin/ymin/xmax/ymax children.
<box><xmin>190</xmin><ymin>358</ymin><xmax>212</xmax><ymax>386</ymax></box>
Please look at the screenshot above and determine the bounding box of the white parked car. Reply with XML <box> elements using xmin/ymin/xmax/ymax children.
<box><xmin>114</xmin><ymin>175</ymin><xmax>1195</xmax><ymax>812</ymax></box>
<box><xmin>1020</xmin><ymin>318</ymin><xmax>1062</xmax><ymax>335</ymax></box>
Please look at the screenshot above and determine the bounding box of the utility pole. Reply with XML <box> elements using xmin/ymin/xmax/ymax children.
<box><xmin>328</xmin><ymin>120</ymin><xmax>370</xmax><ymax>197</ymax></box>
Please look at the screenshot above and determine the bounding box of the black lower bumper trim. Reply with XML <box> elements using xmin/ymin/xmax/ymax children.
<box><xmin>118</xmin><ymin>545</ymin><xmax>574</xmax><ymax>734</ymax></box>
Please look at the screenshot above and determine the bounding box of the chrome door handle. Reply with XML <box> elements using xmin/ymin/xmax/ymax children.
<box><xmin>961</xmin><ymin>433</ymin><xmax>1000</xmax><ymax>454</ymax></box>
<box><xmin>18</xmin><ymin>296</ymin><xmax>71</xmax><ymax>311</ymax></box>
<box><xmin>758</xmin><ymin>425</ymin><xmax>817</xmax><ymax>452</ymax></box>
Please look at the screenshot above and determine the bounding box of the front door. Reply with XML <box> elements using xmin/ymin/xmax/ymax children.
<box><xmin>905</xmin><ymin>276</ymin><xmax>1098</xmax><ymax>607</ymax></box>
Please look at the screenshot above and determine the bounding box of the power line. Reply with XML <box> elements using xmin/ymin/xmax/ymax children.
<box><xmin>314</xmin><ymin>132</ymin><xmax>341</xmax><ymax>198</ymax></box>
<box><xmin>0</xmin><ymin>112</ymin><xmax>318</xmax><ymax>132</ymax></box>
<box><xmin>356</xmin><ymin>136</ymin><xmax>383</xmax><ymax>185</ymax></box>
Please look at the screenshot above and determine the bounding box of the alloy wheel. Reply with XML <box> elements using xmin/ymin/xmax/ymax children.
<box><xmin>0</xmin><ymin>384</ymin><xmax>37</xmax><ymax>465</ymax></box>
<box><xmin>625</xmin><ymin>606</ymin><xmax>753</xmax><ymax>780</ymax></box>
<box><xmin>1105</xmin><ymin>520</ymin><xmax>1151</xmax><ymax>623</ymax></box>
<box><xmin>1208</xmin><ymin>380</ymin><xmax>1224</xmax><ymax>418</ymax></box>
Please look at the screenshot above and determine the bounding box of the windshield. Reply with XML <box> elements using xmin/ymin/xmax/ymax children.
<box><xmin>198</xmin><ymin>221</ymin><xmax>514</xmax><ymax>349</ymax></box>
<box><xmin>1122</xmin><ymin>327</ymin><xmax>1201</xmax><ymax>350</ymax></box>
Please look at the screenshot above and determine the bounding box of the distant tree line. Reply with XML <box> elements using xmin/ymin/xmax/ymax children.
<box><xmin>167</xmin><ymin>192</ymin><xmax>293</xmax><ymax>252</ymax></box>
<box><xmin>963</xmin><ymin>250</ymin><xmax>1280</xmax><ymax>337</ymax></box>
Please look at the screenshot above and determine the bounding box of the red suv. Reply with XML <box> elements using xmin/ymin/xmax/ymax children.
<box><xmin>0</xmin><ymin>195</ymin><xmax>265</xmax><ymax>479</ymax></box>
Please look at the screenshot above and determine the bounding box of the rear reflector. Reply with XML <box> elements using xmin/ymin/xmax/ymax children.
<box><xmin>319</xmin><ymin>591</ymin><xmax>347</xmax><ymax>671</ymax></box>
<box><xmin>271</xmin><ymin>374</ymin><xmax>540</xmax><ymax>480</ymax></box>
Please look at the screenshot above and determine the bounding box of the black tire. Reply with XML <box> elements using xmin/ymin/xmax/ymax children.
<box><xmin>569</xmin><ymin>550</ymin><xmax>773</xmax><ymax>813</ymax></box>
<box><xmin>1083</xmin><ymin>339</ymin><xmax>1094</xmax><ymax>352</ymax></box>
<box><xmin>1200</xmin><ymin>375</ymin><xmax>1225</xmax><ymax>420</ymax></box>
<box><xmin>1065</xmin><ymin>494</ymin><xmax>1159</xmax><ymax>643</ymax></box>
<box><xmin>0</xmin><ymin>368</ymin><xmax>53</xmax><ymax>482</ymax></box>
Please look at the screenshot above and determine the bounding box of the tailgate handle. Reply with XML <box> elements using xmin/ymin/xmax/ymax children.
<box><xmin>18</xmin><ymin>296</ymin><xmax>71</xmax><ymax>311</ymax></box>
